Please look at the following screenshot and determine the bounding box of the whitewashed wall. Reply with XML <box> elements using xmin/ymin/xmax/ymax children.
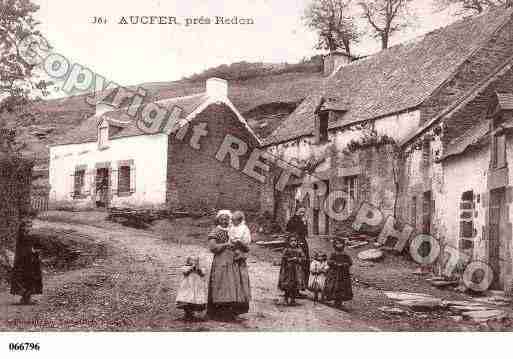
<box><xmin>49</xmin><ymin>134</ymin><xmax>168</xmax><ymax>208</ymax></box>
<box><xmin>440</xmin><ymin>146</ymin><xmax>489</xmax><ymax>262</ymax></box>
<box><xmin>268</xmin><ymin>110</ymin><xmax>420</xmax><ymax>163</ymax></box>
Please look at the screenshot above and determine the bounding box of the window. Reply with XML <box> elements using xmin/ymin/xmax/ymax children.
<box><xmin>460</xmin><ymin>191</ymin><xmax>475</xmax><ymax>250</ymax></box>
<box><xmin>344</xmin><ymin>176</ymin><xmax>358</xmax><ymax>211</ymax></box>
<box><xmin>118</xmin><ymin>165</ymin><xmax>131</xmax><ymax>194</ymax></box>
<box><xmin>423</xmin><ymin>191</ymin><xmax>432</xmax><ymax>234</ymax></box>
<box><xmin>318</xmin><ymin>111</ymin><xmax>329</xmax><ymax>143</ymax></box>
<box><xmin>492</xmin><ymin>134</ymin><xmax>506</xmax><ymax>169</ymax></box>
<box><xmin>422</xmin><ymin>139</ymin><xmax>430</xmax><ymax>168</ymax></box>
<box><xmin>73</xmin><ymin>168</ymin><xmax>86</xmax><ymax>198</ymax></box>
<box><xmin>98</xmin><ymin>122</ymin><xmax>109</xmax><ymax>148</ymax></box>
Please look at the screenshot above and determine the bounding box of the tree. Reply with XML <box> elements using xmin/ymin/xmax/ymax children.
<box><xmin>434</xmin><ymin>0</ymin><xmax>511</xmax><ymax>15</ymax></box>
<box><xmin>1</xmin><ymin>0</ymin><xmax>49</xmax><ymax>127</ymax></box>
<box><xmin>304</xmin><ymin>0</ymin><xmax>361</xmax><ymax>56</ymax></box>
<box><xmin>358</xmin><ymin>0</ymin><xmax>414</xmax><ymax>50</ymax></box>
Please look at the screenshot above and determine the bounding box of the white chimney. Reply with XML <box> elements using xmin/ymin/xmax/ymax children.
<box><xmin>95</xmin><ymin>101</ymin><xmax>116</xmax><ymax>116</ymax></box>
<box><xmin>206</xmin><ymin>78</ymin><xmax>228</xmax><ymax>100</ymax></box>
<box><xmin>323</xmin><ymin>52</ymin><xmax>352</xmax><ymax>77</ymax></box>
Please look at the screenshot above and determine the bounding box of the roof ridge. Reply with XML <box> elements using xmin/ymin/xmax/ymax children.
<box><xmin>155</xmin><ymin>92</ymin><xmax>206</xmax><ymax>104</ymax></box>
<box><xmin>415</xmin><ymin>6</ymin><xmax>513</xmax><ymax>108</ymax></box>
<box><xmin>331</xmin><ymin>7</ymin><xmax>513</xmax><ymax>77</ymax></box>
<box><xmin>264</xmin><ymin>7</ymin><xmax>513</xmax><ymax>147</ymax></box>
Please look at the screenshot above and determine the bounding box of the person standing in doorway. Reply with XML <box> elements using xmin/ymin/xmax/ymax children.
<box><xmin>286</xmin><ymin>207</ymin><xmax>310</xmax><ymax>286</ymax></box>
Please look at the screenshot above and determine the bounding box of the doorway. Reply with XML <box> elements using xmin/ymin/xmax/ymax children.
<box><xmin>489</xmin><ymin>188</ymin><xmax>505</xmax><ymax>289</ymax></box>
<box><xmin>95</xmin><ymin>167</ymin><xmax>110</xmax><ymax>208</ymax></box>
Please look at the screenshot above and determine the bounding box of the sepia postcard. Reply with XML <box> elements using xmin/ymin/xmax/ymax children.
<box><xmin>2</xmin><ymin>0</ymin><xmax>513</xmax><ymax>356</ymax></box>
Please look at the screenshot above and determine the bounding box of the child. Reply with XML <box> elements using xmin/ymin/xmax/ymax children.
<box><xmin>176</xmin><ymin>256</ymin><xmax>207</xmax><ymax>320</ymax></box>
<box><xmin>278</xmin><ymin>237</ymin><xmax>305</xmax><ymax>306</ymax></box>
<box><xmin>308</xmin><ymin>252</ymin><xmax>327</xmax><ymax>302</ymax></box>
<box><xmin>228</xmin><ymin>211</ymin><xmax>251</xmax><ymax>264</ymax></box>
<box><xmin>323</xmin><ymin>240</ymin><xmax>353</xmax><ymax>309</ymax></box>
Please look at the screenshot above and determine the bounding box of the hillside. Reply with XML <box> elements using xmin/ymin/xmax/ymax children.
<box><xmin>8</xmin><ymin>60</ymin><xmax>326</xmax><ymax>169</ymax></box>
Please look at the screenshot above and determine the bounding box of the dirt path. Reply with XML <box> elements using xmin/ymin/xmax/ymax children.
<box><xmin>1</xmin><ymin>220</ymin><xmax>378</xmax><ymax>331</ymax></box>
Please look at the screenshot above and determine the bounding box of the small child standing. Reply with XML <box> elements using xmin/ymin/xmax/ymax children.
<box><xmin>278</xmin><ymin>237</ymin><xmax>305</xmax><ymax>306</ymax></box>
<box><xmin>323</xmin><ymin>240</ymin><xmax>353</xmax><ymax>309</ymax></box>
<box><xmin>176</xmin><ymin>256</ymin><xmax>207</xmax><ymax>320</ymax></box>
<box><xmin>308</xmin><ymin>252</ymin><xmax>327</xmax><ymax>302</ymax></box>
<box><xmin>228</xmin><ymin>211</ymin><xmax>251</xmax><ymax>264</ymax></box>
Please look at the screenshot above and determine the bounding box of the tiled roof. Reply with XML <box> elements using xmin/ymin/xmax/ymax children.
<box><xmin>53</xmin><ymin>93</ymin><xmax>207</xmax><ymax>145</ymax></box>
<box><xmin>441</xmin><ymin>119</ymin><xmax>490</xmax><ymax>161</ymax></box>
<box><xmin>264</xmin><ymin>8</ymin><xmax>513</xmax><ymax>146</ymax></box>
<box><xmin>497</xmin><ymin>92</ymin><xmax>513</xmax><ymax>110</ymax></box>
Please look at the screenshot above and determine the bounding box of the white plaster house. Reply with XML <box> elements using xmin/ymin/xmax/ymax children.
<box><xmin>48</xmin><ymin>78</ymin><xmax>262</xmax><ymax>211</ymax></box>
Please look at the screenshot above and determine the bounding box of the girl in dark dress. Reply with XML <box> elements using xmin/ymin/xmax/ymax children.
<box><xmin>286</xmin><ymin>208</ymin><xmax>310</xmax><ymax>287</ymax></box>
<box><xmin>10</xmin><ymin>219</ymin><xmax>42</xmax><ymax>305</ymax></box>
<box><xmin>323</xmin><ymin>240</ymin><xmax>353</xmax><ymax>309</ymax></box>
<box><xmin>278</xmin><ymin>237</ymin><xmax>305</xmax><ymax>306</ymax></box>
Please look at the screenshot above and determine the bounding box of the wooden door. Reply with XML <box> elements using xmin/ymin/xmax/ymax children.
<box><xmin>489</xmin><ymin>188</ymin><xmax>504</xmax><ymax>289</ymax></box>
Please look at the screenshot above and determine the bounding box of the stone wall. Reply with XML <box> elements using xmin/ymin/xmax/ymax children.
<box><xmin>167</xmin><ymin>103</ymin><xmax>262</xmax><ymax>212</ymax></box>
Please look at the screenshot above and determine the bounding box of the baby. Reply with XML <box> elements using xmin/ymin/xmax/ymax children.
<box><xmin>228</xmin><ymin>210</ymin><xmax>251</xmax><ymax>263</ymax></box>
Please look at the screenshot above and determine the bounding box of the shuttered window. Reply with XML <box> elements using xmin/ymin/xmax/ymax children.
<box><xmin>493</xmin><ymin>134</ymin><xmax>506</xmax><ymax>169</ymax></box>
<box><xmin>118</xmin><ymin>165</ymin><xmax>131</xmax><ymax>194</ymax></box>
<box><xmin>73</xmin><ymin>169</ymin><xmax>86</xmax><ymax>197</ymax></box>
<box><xmin>422</xmin><ymin>139</ymin><xmax>430</xmax><ymax>168</ymax></box>
<box><xmin>459</xmin><ymin>190</ymin><xmax>475</xmax><ymax>250</ymax></box>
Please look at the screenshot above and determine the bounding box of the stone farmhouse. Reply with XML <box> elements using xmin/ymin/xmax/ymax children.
<box><xmin>48</xmin><ymin>78</ymin><xmax>262</xmax><ymax>212</ymax></box>
<box><xmin>46</xmin><ymin>5</ymin><xmax>513</xmax><ymax>289</ymax></box>
<box><xmin>261</xmin><ymin>7</ymin><xmax>513</xmax><ymax>288</ymax></box>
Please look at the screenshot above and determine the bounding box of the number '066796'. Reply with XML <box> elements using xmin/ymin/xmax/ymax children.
<box><xmin>9</xmin><ymin>342</ymin><xmax>40</xmax><ymax>351</ymax></box>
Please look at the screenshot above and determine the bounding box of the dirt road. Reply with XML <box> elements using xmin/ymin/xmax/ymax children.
<box><xmin>1</xmin><ymin>219</ymin><xmax>378</xmax><ymax>331</ymax></box>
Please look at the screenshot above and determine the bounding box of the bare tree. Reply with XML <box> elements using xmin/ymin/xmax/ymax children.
<box><xmin>358</xmin><ymin>0</ymin><xmax>414</xmax><ymax>50</ymax></box>
<box><xmin>434</xmin><ymin>0</ymin><xmax>511</xmax><ymax>15</ymax></box>
<box><xmin>304</xmin><ymin>0</ymin><xmax>361</xmax><ymax>56</ymax></box>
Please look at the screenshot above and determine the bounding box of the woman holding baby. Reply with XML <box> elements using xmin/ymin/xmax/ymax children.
<box><xmin>207</xmin><ymin>210</ymin><xmax>251</xmax><ymax>319</ymax></box>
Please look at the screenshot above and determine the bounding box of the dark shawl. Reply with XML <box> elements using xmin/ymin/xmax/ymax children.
<box><xmin>323</xmin><ymin>252</ymin><xmax>353</xmax><ymax>302</ymax></box>
<box><xmin>10</xmin><ymin>234</ymin><xmax>42</xmax><ymax>296</ymax></box>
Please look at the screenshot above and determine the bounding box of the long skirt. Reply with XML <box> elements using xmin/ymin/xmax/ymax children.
<box><xmin>323</xmin><ymin>267</ymin><xmax>353</xmax><ymax>302</ymax></box>
<box><xmin>207</xmin><ymin>251</ymin><xmax>251</xmax><ymax>316</ymax></box>
<box><xmin>10</xmin><ymin>251</ymin><xmax>42</xmax><ymax>296</ymax></box>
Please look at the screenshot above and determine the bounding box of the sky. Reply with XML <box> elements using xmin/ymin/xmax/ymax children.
<box><xmin>34</xmin><ymin>0</ymin><xmax>459</xmax><ymax>88</ymax></box>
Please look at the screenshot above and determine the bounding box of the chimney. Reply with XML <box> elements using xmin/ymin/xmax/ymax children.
<box><xmin>206</xmin><ymin>78</ymin><xmax>228</xmax><ymax>100</ymax></box>
<box><xmin>95</xmin><ymin>101</ymin><xmax>115</xmax><ymax>116</ymax></box>
<box><xmin>323</xmin><ymin>52</ymin><xmax>352</xmax><ymax>77</ymax></box>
